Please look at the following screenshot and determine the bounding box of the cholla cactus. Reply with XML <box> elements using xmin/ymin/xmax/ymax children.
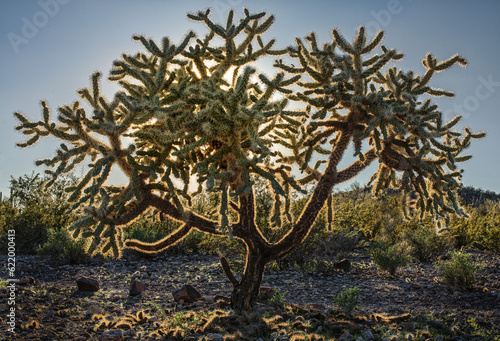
<box><xmin>14</xmin><ymin>9</ymin><xmax>484</xmax><ymax>312</ymax></box>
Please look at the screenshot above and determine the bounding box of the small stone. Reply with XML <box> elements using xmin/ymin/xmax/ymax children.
<box><xmin>428</xmin><ymin>320</ymin><xmax>446</xmax><ymax>330</ymax></box>
<box><xmin>86</xmin><ymin>304</ymin><xmax>103</xmax><ymax>316</ymax></box>
<box><xmin>254</xmin><ymin>307</ymin><xmax>265</xmax><ymax>316</ymax></box>
<box><xmin>100</xmin><ymin>329</ymin><xmax>124</xmax><ymax>341</ymax></box>
<box><xmin>334</xmin><ymin>259</ymin><xmax>351</xmax><ymax>272</ymax></box>
<box><xmin>207</xmin><ymin>333</ymin><xmax>223</xmax><ymax>341</ymax></box>
<box><xmin>76</xmin><ymin>277</ymin><xmax>100</xmax><ymax>291</ymax></box>
<box><xmin>18</xmin><ymin>276</ymin><xmax>35</xmax><ymax>285</ymax></box>
<box><xmin>129</xmin><ymin>279</ymin><xmax>145</xmax><ymax>296</ymax></box>
<box><xmin>124</xmin><ymin>329</ymin><xmax>137</xmax><ymax>337</ymax></box>
<box><xmin>355</xmin><ymin>337</ymin><xmax>365</xmax><ymax>341</ymax></box>
<box><xmin>16</xmin><ymin>262</ymin><xmax>31</xmax><ymax>272</ymax></box>
<box><xmin>339</xmin><ymin>330</ymin><xmax>353</xmax><ymax>341</ymax></box>
<box><xmin>363</xmin><ymin>330</ymin><xmax>374</xmax><ymax>340</ymax></box>
<box><xmin>172</xmin><ymin>284</ymin><xmax>201</xmax><ymax>303</ymax></box>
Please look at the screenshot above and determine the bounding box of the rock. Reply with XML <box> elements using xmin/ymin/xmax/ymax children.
<box><xmin>86</xmin><ymin>304</ymin><xmax>104</xmax><ymax>316</ymax></box>
<box><xmin>16</xmin><ymin>262</ymin><xmax>31</xmax><ymax>272</ymax></box>
<box><xmin>18</xmin><ymin>276</ymin><xmax>35</xmax><ymax>285</ymax></box>
<box><xmin>206</xmin><ymin>333</ymin><xmax>223</xmax><ymax>341</ymax></box>
<box><xmin>339</xmin><ymin>330</ymin><xmax>353</xmax><ymax>341</ymax></box>
<box><xmin>334</xmin><ymin>259</ymin><xmax>351</xmax><ymax>272</ymax></box>
<box><xmin>129</xmin><ymin>279</ymin><xmax>145</xmax><ymax>296</ymax></box>
<box><xmin>76</xmin><ymin>277</ymin><xmax>100</xmax><ymax>292</ymax></box>
<box><xmin>355</xmin><ymin>337</ymin><xmax>365</xmax><ymax>341</ymax></box>
<box><xmin>100</xmin><ymin>329</ymin><xmax>124</xmax><ymax>341</ymax></box>
<box><xmin>172</xmin><ymin>284</ymin><xmax>201</xmax><ymax>303</ymax></box>
<box><xmin>124</xmin><ymin>329</ymin><xmax>136</xmax><ymax>337</ymax></box>
<box><xmin>428</xmin><ymin>319</ymin><xmax>447</xmax><ymax>330</ymax></box>
<box><xmin>362</xmin><ymin>330</ymin><xmax>374</xmax><ymax>340</ymax></box>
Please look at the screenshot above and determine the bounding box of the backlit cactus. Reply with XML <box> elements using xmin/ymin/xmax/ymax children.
<box><xmin>14</xmin><ymin>9</ymin><xmax>484</xmax><ymax>312</ymax></box>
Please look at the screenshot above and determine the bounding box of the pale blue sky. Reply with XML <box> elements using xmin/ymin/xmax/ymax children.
<box><xmin>1</xmin><ymin>0</ymin><xmax>499</xmax><ymax>196</ymax></box>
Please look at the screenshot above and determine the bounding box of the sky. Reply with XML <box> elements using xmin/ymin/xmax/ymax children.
<box><xmin>1</xmin><ymin>0</ymin><xmax>500</xmax><ymax>198</ymax></box>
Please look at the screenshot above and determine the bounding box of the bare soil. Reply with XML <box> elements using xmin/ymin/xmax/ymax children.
<box><xmin>0</xmin><ymin>249</ymin><xmax>499</xmax><ymax>340</ymax></box>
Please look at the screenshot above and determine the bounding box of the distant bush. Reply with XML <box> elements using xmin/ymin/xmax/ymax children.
<box><xmin>5</xmin><ymin>172</ymin><xmax>499</xmax><ymax>262</ymax></box>
<box><xmin>123</xmin><ymin>214</ymin><xmax>171</xmax><ymax>243</ymax></box>
<box><xmin>331</xmin><ymin>186</ymin><xmax>404</xmax><ymax>242</ymax></box>
<box><xmin>403</xmin><ymin>222</ymin><xmax>454</xmax><ymax>262</ymax></box>
<box><xmin>457</xmin><ymin>186</ymin><xmax>500</xmax><ymax>207</ymax></box>
<box><xmin>0</xmin><ymin>173</ymin><xmax>77</xmax><ymax>254</ymax></box>
<box><xmin>449</xmin><ymin>200</ymin><xmax>500</xmax><ymax>252</ymax></box>
<box><xmin>123</xmin><ymin>213</ymin><xmax>209</xmax><ymax>255</ymax></box>
<box><xmin>370</xmin><ymin>242</ymin><xmax>412</xmax><ymax>275</ymax></box>
<box><xmin>36</xmin><ymin>228</ymin><xmax>88</xmax><ymax>264</ymax></box>
<box><xmin>437</xmin><ymin>252</ymin><xmax>482</xmax><ymax>291</ymax></box>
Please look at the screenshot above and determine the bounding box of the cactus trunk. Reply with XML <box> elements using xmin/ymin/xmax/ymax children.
<box><xmin>230</xmin><ymin>247</ymin><xmax>266</xmax><ymax>313</ymax></box>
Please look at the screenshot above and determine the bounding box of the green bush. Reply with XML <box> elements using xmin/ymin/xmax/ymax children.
<box><xmin>437</xmin><ymin>252</ymin><xmax>482</xmax><ymax>291</ymax></box>
<box><xmin>269</xmin><ymin>288</ymin><xmax>288</xmax><ymax>309</ymax></box>
<box><xmin>403</xmin><ymin>223</ymin><xmax>454</xmax><ymax>262</ymax></box>
<box><xmin>123</xmin><ymin>213</ymin><xmax>209</xmax><ymax>255</ymax></box>
<box><xmin>36</xmin><ymin>228</ymin><xmax>88</xmax><ymax>264</ymax></box>
<box><xmin>333</xmin><ymin>287</ymin><xmax>360</xmax><ymax>316</ymax></box>
<box><xmin>449</xmin><ymin>200</ymin><xmax>500</xmax><ymax>252</ymax></box>
<box><xmin>5</xmin><ymin>172</ymin><xmax>498</xmax><ymax>264</ymax></box>
<box><xmin>370</xmin><ymin>242</ymin><xmax>412</xmax><ymax>275</ymax></box>
<box><xmin>123</xmin><ymin>214</ymin><xmax>173</xmax><ymax>254</ymax></box>
<box><xmin>331</xmin><ymin>187</ymin><xmax>404</xmax><ymax>242</ymax></box>
<box><xmin>0</xmin><ymin>173</ymin><xmax>77</xmax><ymax>254</ymax></box>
